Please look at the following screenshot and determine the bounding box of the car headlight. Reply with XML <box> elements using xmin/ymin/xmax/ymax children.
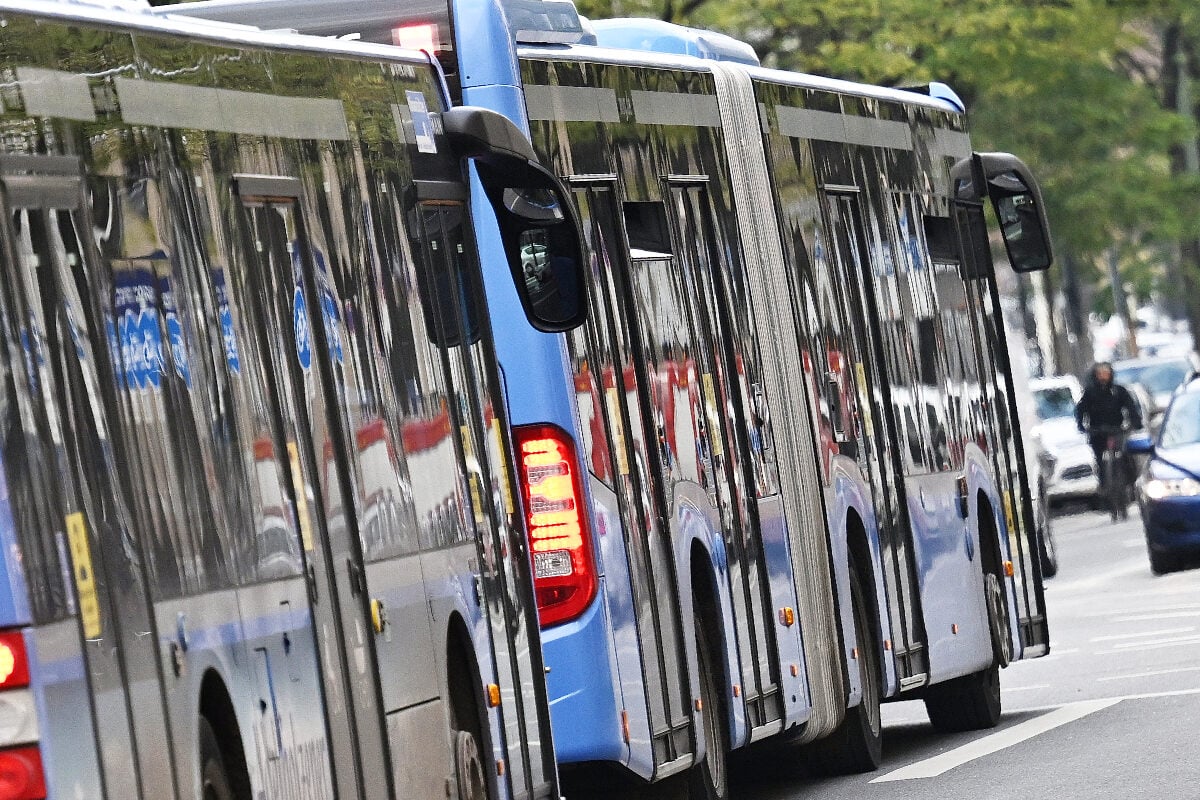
<box><xmin>1143</xmin><ymin>477</ymin><xmax>1200</xmax><ymax>500</ymax></box>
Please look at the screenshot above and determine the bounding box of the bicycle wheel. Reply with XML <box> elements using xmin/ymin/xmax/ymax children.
<box><xmin>1102</xmin><ymin>453</ymin><xmax>1122</xmax><ymax>522</ymax></box>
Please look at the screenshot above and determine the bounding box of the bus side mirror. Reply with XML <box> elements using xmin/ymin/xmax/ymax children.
<box><xmin>953</xmin><ymin>152</ymin><xmax>1054</xmax><ymax>274</ymax></box>
<box><xmin>442</xmin><ymin>106</ymin><xmax>588</xmax><ymax>332</ymax></box>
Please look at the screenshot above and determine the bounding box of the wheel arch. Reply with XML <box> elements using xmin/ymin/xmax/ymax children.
<box><xmin>198</xmin><ymin>667</ymin><xmax>252</xmax><ymax>800</ymax></box>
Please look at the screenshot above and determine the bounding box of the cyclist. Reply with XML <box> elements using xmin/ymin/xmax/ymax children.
<box><xmin>1074</xmin><ymin>361</ymin><xmax>1143</xmax><ymax>501</ymax></box>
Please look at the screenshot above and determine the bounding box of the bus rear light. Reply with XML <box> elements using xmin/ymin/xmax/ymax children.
<box><xmin>0</xmin><ymin>690</ymin><xmax>39</xmax><ymax>748</ymax></box>
<box><xmin>0</xmin><ymin>633</ymin><xmax>29</xmax><ymax>691</ymax></box>
<box><xmin>514</xmin><ymin>425</ymin><xmax>597</xmax><ymax>627</ymax></box>
<box><xmin>0</xmin><ymin>745</ymin><xmax>46</xmax><ymax>800</ymax></box>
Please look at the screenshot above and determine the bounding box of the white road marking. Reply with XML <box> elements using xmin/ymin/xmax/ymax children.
<box><xmin>1120</xmin><ymin>539</ymin><xmax>1145</xmax><ymax>548</ymax></box>
<box><xmin>1009</xmin><ymin>647</ymin><xmax>1078</xmax><ymax>663</ymax></box>
<box><xmin>871</xmin><ymin>698</ymin><xmax>1122</xmax><ymax>782</ymax></box>
<box><xmin>1047</xmin><ymin>559</ymin><xmax>1147</xmax><ymax>593</ymax></box>
<box><xmin>1082</xmin><ymin>602</ymin><xmax>1200</xmax><ymax>619</ymax></box>
<box><xmin>1089</xmin><ymin>626</ymin><xmax>1194</xmax><ymax>643</ymax></box>
<box><xmin>1005</xmin><ymin>686</ymin><xmax>1200</xmax><ymax>715</ymax></box>
<box><xmin>1112</xmin><ymin>611</ymin><xmax>1200</xmax><ymax>622</ymax></box>
<box><xmin>1096</xmin><ymin>666</ymin><xmax>1200</xmax><ymax>682</ymax></box>
<box><xmin>1001</xmin><ymin>684</ymin><xmax>1050</xmax><ymax>692</ymax></box>
<box><xmin>1094</xmin><ymin>634</ymin><xmax>1200</xmax><ymax>656</ymax></box>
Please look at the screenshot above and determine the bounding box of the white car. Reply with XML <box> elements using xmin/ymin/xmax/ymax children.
<box><xmin>1030</xmin><ymin>376</ymin><xmax>1099</xmax><ymax>508</ymax></box>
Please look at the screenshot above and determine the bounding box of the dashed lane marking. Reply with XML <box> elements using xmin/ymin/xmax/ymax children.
<box><xmin>1096</xmin><ymin>666</ymin><xmax>1200</xmax><ymax>682</ymax></box>
<box><xmin>1046</xmin><ymin>558</ymin><xmax>1147</xmax><ymax>593</ymax></box>
<box><xmin>1094</xmin><ymin>634</ymin><xmax>1200</xmax><ymax>656</ymax></box>
<box><xmin>1089</xmin><ymin>626</ymin><xmax>1195</xmax><ymax>643</ymax></box>
<box><xmin>1112</xmin><ymin>611</ymin><xmax>1200</xmax><ymax>623</ymax></box>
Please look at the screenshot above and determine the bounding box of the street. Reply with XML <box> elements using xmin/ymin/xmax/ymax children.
<box><xmin>737</xmin><ymin>506</ymin><xmax>1200</xmax><ymax>799</ymax></box>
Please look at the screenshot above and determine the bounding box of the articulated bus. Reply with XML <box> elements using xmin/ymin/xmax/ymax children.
<box><xmin>162</xmin><ymin>1</ymin><xmax>1055</xmax><ymax>797</ymax></box>
<box><xmin>0</xmin><ymin>1</ymin><xmax>590</xmax><ymax>798</ymax></box>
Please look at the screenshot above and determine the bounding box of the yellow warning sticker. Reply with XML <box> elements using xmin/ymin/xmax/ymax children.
<box><xmin>461</xmin><ymin>426</ymin><xmax>485</xmax><ymax>523</ymax></box>
<box><xmin>287</xmin><ymin>442</ymin><xmax>314</xmax><ymax>552</ymax></box>
<box><xmin>855</xmin><ymin>362</ymin><xmax>872</xmax><ymax>432</ymax></box>
<box><xmin>490</xmin><ymin>419</ymin><xmax>515</xmax><ymax>517</ymax></box>
<box><xmin>702</xmin><ymin>373</ymin><xmax>724</xmax><ymax>458</ymax></box>
<box><xmin>606</xmin><ymin>387</ymin><xmax>630</xmax><ymax>476</ymax></box>
<box><xmin>65</xmin><ymin>512</ymin><xmax>101</xmax><ymax>639</ymax></box>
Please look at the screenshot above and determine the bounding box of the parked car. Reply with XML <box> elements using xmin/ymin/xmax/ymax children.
<box><xmin>1112</xmin><ymin>353</ymin><xmax>1200</xmax><ymax>426</ymax></box>
<box><xmin>1128</xmin><ymin>378</ymin><xmax>1200</xmax><ymax>574</ymax></box>
<box><xmin>1014</xmin><ymin>365</ymin><xmax>1059</xmax><ymax>577</ymax></box>
<box><xmin>1030</xmin><ymin>375</ymin><xmax>1098</xmax><ymax>509</ymax></box>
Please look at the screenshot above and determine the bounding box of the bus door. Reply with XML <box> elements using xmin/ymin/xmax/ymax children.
<box><xmin>820</xmin><ymin>187</ymin><xmax>929</xmax><ymax>683</ymax></box>
<box><xmin>230</xmin><ymin>175</ymin><xmax>391</xmax><ymax>800</ymax></box>
<box><xmin>667</xmin><ymin>181</ymin><xmax>783</xmax><ymax>730</ymax></box>
<box><xmin>406</xmin><ymin>194</ymin><xmax>557</xmax><ymax>798</ymax></box>
<box><xmin>569</xmin><ymin>181</ymin><xmax>694</xmax><ymax>774</ymax></box>
<box><xmin>0</xmin><ymin>155</ymin><xmax>178</xmax><ymax>797</ymax></box>
<box><xmin>954</xmin><ymin>201</ymin><xmax>1049</xmax><ymax>651</ymax></box>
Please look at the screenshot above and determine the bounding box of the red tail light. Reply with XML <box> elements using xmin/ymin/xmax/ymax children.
<box><xmin>0</xmin><ymin>633</ymin><xmax>29</xmax><ymax>691</ymax></box>
<box><xmin>514</xmin><ymin>425</ymin><xmax>597</xmax><ymax>627</ymax></box>
<box><xmin>0</xmin><ymin>746</ymin><xmax>45</xmax><ymax>800</ymax></box>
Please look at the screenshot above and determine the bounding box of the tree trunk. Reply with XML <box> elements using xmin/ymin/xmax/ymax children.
<box><xmin>1163</xmin><ymin>22</ymin><xmax>1200</xmax><ymax>344</ymax></box>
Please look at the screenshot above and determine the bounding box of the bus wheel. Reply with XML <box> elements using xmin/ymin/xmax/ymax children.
<box><xmin>806</xmin><ymin>567</ymin><xmax>882</xmax><ymax>774</ymax></box>
<box><xmin>984</xmin><ymin>572</ymin><xmax>1012</xmax><ymax>668</ymax></box>
<box><xmin>199</xmin><ymin>717</ymin><xmax>235</xmax><ymax>800</ymax></box>
<box><xmin>454</xmin><ymin>729</ymin><xmax>488</xmax><ymax>800</ymax></box>
<box><xmin>923</xmin><ymin>661</ymin><xmax>1001</xmax><ymax>733</ymax></box>
<box><xmin>689</xmin><ymin>623</ymin><xmax>728</xmax><ymax>800</ymax></box>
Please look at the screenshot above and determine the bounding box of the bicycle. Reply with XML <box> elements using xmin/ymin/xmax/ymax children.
<box><xmin>1088</xmin><ymin>425</ymin><xmax>1133</xmax><ymax>522</ymax></box>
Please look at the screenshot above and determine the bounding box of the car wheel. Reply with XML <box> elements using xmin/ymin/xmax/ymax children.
<box><xmin>1040</xmin><ymin>520</ymin><xmax>1059</xmax><ymax>578</ymax></box>
<box><xmin>1148</xmin><ymin>546</ymin><xmax>1177</xmax><ymax>576</ymax></box>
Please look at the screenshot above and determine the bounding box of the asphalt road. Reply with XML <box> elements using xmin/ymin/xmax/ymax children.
<box><xmin>736</xmin><ymin>505</ymin><xmax>1200</xmax><ymax>800</ymax></box>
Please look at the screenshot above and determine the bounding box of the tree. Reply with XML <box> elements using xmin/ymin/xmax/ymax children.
<box><xmin>578</xmin><ymin>0</ymin><xmax>1200</xmax><ymax>368</ymax></box>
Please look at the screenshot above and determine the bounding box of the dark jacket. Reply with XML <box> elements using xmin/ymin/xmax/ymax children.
<box><xmin>1074</xmin><ymin>382</ymin><xmax>1142</xmax><ymax>435</ymax></box>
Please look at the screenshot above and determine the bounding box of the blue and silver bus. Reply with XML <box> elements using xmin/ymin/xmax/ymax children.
<box><xmin>162</xmin><ymin>1</ymin><xmax>1055</xmax><ymax>797</ymax></box>
<box><xmin>0</xmin><ymin>1</ymin><xmax>590</xmax><ymax>798</ymax></box>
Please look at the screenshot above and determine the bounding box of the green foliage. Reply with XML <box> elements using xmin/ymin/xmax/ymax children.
<box><xmin>577</xmin><ymin>0</ymin><xmax>1200</xmax><ymax>304</ymax></box>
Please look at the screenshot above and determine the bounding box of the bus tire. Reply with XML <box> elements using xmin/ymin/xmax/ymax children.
<box><xmin>453</xmin><ymin>729</ymin><xmax>488</xmax><ymax>800</ymax></box>
<box><xmin>984</xmin><ymin>572</ymin><xmax>1012</xmax><ymax>668</ymax></box>
<box><xmin>923</xmin><ymin>661</ymin><xmax>1001</xmax><ymax>733</ymax></box>
<box><xmin>448</xmin><ymin>630</ymin><xmax>495</xmax><ymax>800</ymax></box>
<box><xmin>199</xmin><ymin>716</ymin><xmax>236</xmax><ymax>800</ymax></box>
<box><xmin>688</xmin><ymin>623</ymin><xmax>728</xmax><ymax>800</ymax></box>
<box><xmin>1148</xmin><ymin>547</ymin><xmax>1178</xmax><ymax>576</ymax></box>
<box><xmin>806</xmin><ymin>567</ymin><xmax>881</xmax><ymax>774</ymax></box>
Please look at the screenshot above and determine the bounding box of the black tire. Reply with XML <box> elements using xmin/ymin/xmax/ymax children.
<box><xmin>923</xmin><ymin>554</ymin><xmax>1007</xmax><ymax>732</ymax></box>
<box><xmin>1040</xmin><ymin>526</ymin><xmax>1059</xmax><ymax>578</ymax></box>
<box><xmin>806</xmin><ymin>567</ymin><xmax>882</xmax><ymax>774</ymax></box>
<box><xmin>1103</xmin><ymin>453</ymin><xmax>1122</xmax><ymax>522</ymax></box>
<box><xmin>1148</xmin><ymin>546</ymin><xmax>1178</xmax><ymax>576</ymax></box>
<box><xmin>199</xmin><ymin>716</ymin><xmax>236</xmax><ymax>800</ymax></box>
<box><xmin>453</xmin><ymin>729</ymin><xmax>489</xmax><ymax>800</ymax></box>
<box><xmin>688</xmin><ymin>623</ymin><xmax>728</xmax><ymax>800</ymax></box>
<box><xmin>984</xmin><ymin>572</ymin><xmax>1012</xmax><ymax>668</ymax></box>
<box><xmin>1035</xmin><ymin>486</ymin><xmax>1058</xmax><ymax>579</ymax></box>
<box><xmin>448</xmin><ymin>637</ymin><xmax>495</xmax><ymax>800</ymax></box>
<box><xmin>923</xmin><ymin>662</ymin><xmax>1002</xmax><ymax>733</ymax></box>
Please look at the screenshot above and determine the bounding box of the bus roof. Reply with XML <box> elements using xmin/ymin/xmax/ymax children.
<box><xmin>588</xmin><ymin>17</ymin><xmax>759</xmax><ymax>66</ymax></box>
<box><xmin>22</xmin><ymin>0</ymin><xmax>432</xmax><ymax>64</ymax></box>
